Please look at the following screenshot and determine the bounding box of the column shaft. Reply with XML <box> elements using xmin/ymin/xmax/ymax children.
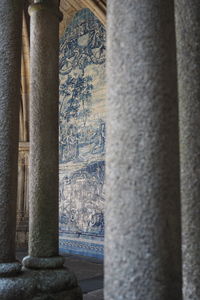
<box><xmin>28</xmin><ymin>1</ymin><xmax>60</xmax><ymax>257</ymax></box>
<box><xmin>105</xmin><ymin>1</ymin><xmax>182</xmax><ymax>299</ymax></box>
<box><xmin>21</xmin><ymin>2</ymin><xmax>82</xmax><ymax>298</ymax></box>
<box><xmin>0</xmin><ymin>0</ymin><xmax>23</xmax><ymax>264</ymax></box>
<box><xmin>175</xmin><ymin>1</ymin><xmax>200</xmax><ymax>299</ymax></box>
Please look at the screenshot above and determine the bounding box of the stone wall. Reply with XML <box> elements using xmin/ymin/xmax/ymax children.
<box><xmin>59</xmin><ymin>8</ymin><xmax>106</xmax><ymax>258</ymax></box>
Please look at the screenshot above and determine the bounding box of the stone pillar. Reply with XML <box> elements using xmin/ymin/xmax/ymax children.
<box><xmin>175</xmin><ymin>1</ymin><xmax>200</xmax><ymax>299</ymax></box>
<box><xmin>22</xmin><ymin>1</ymin><xmax>82</xmax><ymax>299</ymax></box>
<box><xmin>25</xmin><ymin>0</ymin><xmax>61</xmax><ymax>259</ymax></box>
<box><xmin>105</xmin><ymin>1</ymin><xmax>182</xmax><ymax>300</ymax></box>
<box><xmin>0</xmin><ymin>0</ymin><xmax>23</xmax><ymax>276</ymax></box>
<box><xmin>16</xmin><ymin>142</ymin><xmax>29</xmax><ymax>249</ymax></box>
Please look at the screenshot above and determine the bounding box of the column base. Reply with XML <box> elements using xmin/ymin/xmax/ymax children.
<box><xmin>0</xmin><ymin>262</ymin><xmax>21</xmax><ymax>277</ymax></box>
<box><xmin>0</xmin><ymin>268</ymin><xmax>82</xmax><ymax>300</ymax></box>
<box><xmin>23</xmin><ymin>255</ymin><xmax>64</xmax><ymax>269</ymax></box>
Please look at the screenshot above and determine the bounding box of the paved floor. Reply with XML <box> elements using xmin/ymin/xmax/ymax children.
<box><xmin>83</xmin><ymin>289</ymin><xmax>103</xmax><ymax>300</ymax></box>
<box><xmin>17</xmin><ymin>250</ymin><xmax>104</xmax><ymax>299</ymax></box>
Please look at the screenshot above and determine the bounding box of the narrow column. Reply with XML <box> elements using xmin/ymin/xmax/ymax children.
<box><xmin>175</xmin><ymin>2</ymin><xmax>200</xmax><ymax>299</ymax></box>
<box><xmin>22</xmin><ymin>1</ymin><xmax>82</xmax><ymax>298</ymax></box>
<box><xmin>105</xmin><ymin>1</ymin><xmax>182</xmax><ymax>300</ymax></box>
<box><xmin>0</xmin><ymin>0</ymin><xmax>23</xmax><ymax>276</ymax></box>
<box><xmin>25</xmin><ymin>0</ymin><xmax>61</xmax><ymax>261</ymax></box>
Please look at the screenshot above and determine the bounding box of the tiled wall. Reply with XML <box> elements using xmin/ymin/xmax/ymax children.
<box><xmin>59</xmin><ymin>8</ymin><xmax>106</xmax><ymax>259</ymax></box>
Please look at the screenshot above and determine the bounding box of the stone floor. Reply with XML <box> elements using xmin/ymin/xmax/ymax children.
<box><xmin>17</xmin><ymin>250</ymin><xmax>104</xmax><ymax>300</ymax></box>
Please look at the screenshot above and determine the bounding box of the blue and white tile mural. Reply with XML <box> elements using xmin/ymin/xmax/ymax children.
<box><xmin>59</xmin><ymin>8</ymin><xmax>106</xmax><ymax>258</ymax></box>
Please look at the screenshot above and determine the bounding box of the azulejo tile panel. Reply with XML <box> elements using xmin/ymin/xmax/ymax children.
<box><xmin>59</xmin><ymin>8</ymin><xmax>106</xmax><ymax>258</ymax></box>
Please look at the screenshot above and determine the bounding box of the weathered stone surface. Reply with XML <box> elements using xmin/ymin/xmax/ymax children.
<box><xmin>25</xmin><ymin>2</ymin><xmax>82</xmax><ymax>299</ymax></box>
<box><xmin>105</xmin><ymin>1</ymin><xmax>182</xmax><ymax>300</ymax></box>
<box><xmin>0</xmin><ymin>0</ymin><xmax>23</xmax><ymax>264</ymax></box>
<box><xmin>0</xmin><ymin>269</ymin><xmax>82</xmax><ymax>300</ymax></box>
<box><xmin>0</xmin><ymin>262</ymin><xmax>21</xmax><ymax>277</ymax></box>
<box><xmin>23</xmin><ymin>268</ymin><xmax>78</xmax><ymax>293</ymax></box>
<box><xmin>0</xmin><ymin>275</ymin><xmax>35</xmax><ymax>300</ymax></box>
<box><xmin>23</xmin><ymin>255</ymin><xmax>64</xmax><ymax>269</ymax></box>
<box><xmin>28</xmin><ymin>1</ymin><xmax>60</xmax><ymax>258</ymax></box>
<box><xmin>175</xmin><ymin>1</ymin><xmax>200</xmax><ymax>299</ymax></box>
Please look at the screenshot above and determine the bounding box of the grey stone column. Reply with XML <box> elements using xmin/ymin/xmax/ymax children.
<box><xmin>25</xmin><ymin>0</ymin><xmax>61</xmax><ymax>260</ymax></box>
<box><xmin>105</xmin><ymin>1</ymin><xmax>182</xmax><ymax>300</ymax></box>
<box><xmin>0</xmin><ymin>0</ymin><xmax>23</xmax><ymax>276</ymax></box>
<box><xmin>175</xmin><ymin>1</ymin><xmax>200</xmax><ymax>299</ymax></box>
<box><xmin>22</xmin><ymin>1</ymin><xmax>82</xmax><ymax>299</ymax></box>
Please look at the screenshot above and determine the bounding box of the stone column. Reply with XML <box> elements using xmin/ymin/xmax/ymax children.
<box><xmin>22</xmin><ymin>1</ymin><xmax>82</xmax><ymax>299</ymax></box>
<box><xmin>16</xmin><ymin>142</ymin><xmax>29</xmax><ymax>249</ymax></box>
<box><xmin>25</xmin><ymin>0</ymin><xmax>61</xmax><ymax>260</ymax></box>
<box><xmin>0</xmin><ymin>0</ymin><xmax>23</xmax><ymax>276</ymax></box>
<box><xmin>175</xmin><ymin>1</ymin><xmax>200</xmax><ymax>299</ymax></box>
<box><xmin>105</xmin><ymin>1</ymin><xmax>182</xmax><ymax>300</ymax></box>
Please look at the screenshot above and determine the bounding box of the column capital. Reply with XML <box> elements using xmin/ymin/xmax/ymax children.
<box><xmin>28</xmin><ymin>1</ymin><xmax>63</xmax><ymax>22</ymax></box>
